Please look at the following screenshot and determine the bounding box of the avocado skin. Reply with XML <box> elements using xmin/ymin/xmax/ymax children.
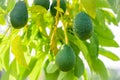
<box><xmin>73</xmin><ymin>12</ymin><xmax>93</xmax><ymax>40</ymax></box>
<box><xmin>55</xmin><ymin>44</ymin><xmax>76</xmax><ymax>72</ymax></box>
<box><xmin>34</xmin><ymin>0</ymin><xmax>50</xmax><ymax>10</ymax></box>
<box><xmin>10</xmin><ymin>1</ymin><xmax>28</xmax><ymax>29</ymax></box>
<box><xmin>50</xmin><ymin>0</ymin><xmax>66</xmax><ymax>16</ymax></box>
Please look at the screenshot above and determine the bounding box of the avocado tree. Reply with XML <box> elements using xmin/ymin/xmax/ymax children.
<box><xmin>0</xmin><ymin>0</ymin><xmax>120</xmax><ymax>80</ymax></box>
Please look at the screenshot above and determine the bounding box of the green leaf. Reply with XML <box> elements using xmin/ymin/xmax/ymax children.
<box><xmin>54</xmin><ymin>7</ymin><xmax>64</xmax><ymax>13</ymax></box>
<box><xmin>45</xmin><ymin>70</ymin><xmax>59</xmax><ymax>80</ymax></box>
<box><xmin>92</xmin><ymin>59</ymin><xmax>108</xmax><ymax>80</ymax></box>
<box><xmin>11</xmin><ymin>36</ymin><xmax>27</xmax><ymax>68</ymax></box>
<box><xmin>87</xmin><ymin>34</ymin><xmax>99</xmax><ymax>59</ymax></box>
<box><xmin>44</xmin><ymin>60</ymin><xmax>59</xmax><ymax>80</ymax></box>
<box><xmin>29</xmin><ymin>53</ymin><xmax>47</xmax><ymax>80</ymax></box>
<box><xmin>99</xmin><ymin>48</ymin><xmax>120</xmax><ymax>61</ymax></box>
<box><xmin>30</xmin><ymin>5</ymin><xmax>47</xmax><ymax>18</ymax></box>
<box><xmin>94</xmin><ymin>24</ymin><xmax>114</xmax><ymax>40</ymax></box>
<box><xmin>20</xmin><ymin>57</ymin><xmax>38</xmax><ymax>80</ymax></box>
<box><xmin>95</xmin><ymin>9</ymin><xmax>105</xmax><ymax>26</ymax></box>
<box><xmin>67</xmin><ymin>33</ymin><xmax>92</xmax><ymax>69</ymax></box>
<box><xmin>96</xmin><ymin>0</ymin><xmax>110</xmax><ymax>8</ymax></box>
<box><xmin>46</xmin><ymin>61</ymin><xmax>58</xmax><ymax>73</ymax></box>
<box><xmin>0</xmin><ymin>0</ymin><xmax>6</xmax><ymax>6</ymax></box>
<box><xmin>2</xmin><ymin>47</ymin><xmax>10</xmax><ymax>70</ymax></box>
<box><xmin>98</xmin><ymin>36</ymin><xmax>119</xmax><ymax>47</ymax></box>
<box><xmin>0</xmin><ymin>7</ymin><xmax>6</xmax><ymax>25</ymax></box>
<box><xmin>7</xmin><ymin>0</ymin><xmax>15</xmax><ymax>12</ymax></box>
<box><xmin>74</xmin><ymin>57</ymin><xmax>84</xmax><ymax>78</ymax></box>
<box><xmin>9</xmin><ymin>59</ymin><xmax>18</xmax><ymax>79</ymax></box>
<box><xmin>108</xmin><ymin>0</ymin><xmax>120</xmax><ymax>13</ymax></box>
<box><xmin>57</xmin><ymin>71</ymin><xmax>67</xmax><ymax>80</ymax></box>
<box><xmin>69</xmin><ymin>40</ymin><xmax>80</xmax><ymax>56</ymax></box>
<box><xmin>63</xmin><ymin>70</ymin><xmax>75</xmax><ymax>80</ymax></box>
<box><xmin>102</xmin><ymin>9</ymin><xmax>118</xmax><ymax>25</ymax></box>
<box><xmin>81</xmin><ymin>0</ymin><xmax>96</xmax><ymax>18</ymax></box>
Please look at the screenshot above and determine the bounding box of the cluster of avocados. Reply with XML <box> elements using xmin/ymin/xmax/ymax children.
<box><xmin>55</xmin><ymin>12</ymin><xmax>93</xmax><ymax>72</ymax></box>
<box><xmin>10</xmin><ymin>0</ymin><xmax>66</xmax><ymax>29</ymax></box>
<box><xmin>10</xmin><ymin>0</ymin><xmax>93</xmax><ymax>72</ymax></box>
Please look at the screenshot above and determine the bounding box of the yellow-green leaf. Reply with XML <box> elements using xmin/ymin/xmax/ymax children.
<box><xmin>99</xmin><ymin>48</ymin><xmax>120</xmax><ymax>61</ymax></box>
<box><xmin>11</xmin><ymin>36</ymin><xmax>27</xmax><ymax>68</ymax></box>
<box><xmin>81</xmin><ymin>0</ymin><xmax>96</xmax><ymax>18</ymax></box>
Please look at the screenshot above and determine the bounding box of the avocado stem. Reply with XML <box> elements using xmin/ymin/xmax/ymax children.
<box><xmin>50</xmin><ymin>0</ymin><xmax>60</xmax><ymax>55</ymax></box>
<box><xmin>63</xmin><ymin>23</ymin><xmax>68</xmax><ymax>44</ymax></box>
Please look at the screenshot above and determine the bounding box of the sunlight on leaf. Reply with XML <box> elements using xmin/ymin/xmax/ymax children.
<box><xmin>7</xmin><ymin>0</ymin><xmax>15</xmax><ymax>12</ymax></box>
<box><xmin>81</xmin><ymin>0</ymin><xmax>96</xmax><ymax>18</ymax></box>
<box><xmin>46</xmin><ymin>61</ymin><xmax>58</xmax><ymax>73</ymax></box>
<box><xmin>11</xmin><ymin>36</ymin><xmax>27</xmax><ymax>68</ymax></box>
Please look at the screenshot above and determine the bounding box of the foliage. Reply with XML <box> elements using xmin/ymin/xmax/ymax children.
<box><xmin>0</xmin><ymin>0</ymin><xmax>120</xmax><ymax>80</ymax></box>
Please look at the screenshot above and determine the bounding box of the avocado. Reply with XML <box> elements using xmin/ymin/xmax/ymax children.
<box><xmin>10</xmin><ymin>1</ymin><xmax>28</xmax><ymax>29</ymax></box>
<box><xmin>34</xmin><ymin>0</ymin><xmax>50</xmax><ymax>10</ymax></box>
<box><xmin>73</xmin><ymin>12</ymin><xmax>93</xmax><ymax>40</ymax></box>
<box><xmin>50</xmin><ymin>0</ymin><xmax>66</xmax><ymax>16</ymax></box>
<box><xmin>55</xmin><ymin>44</ymin><xmax>76</xmax><ymax>72</ymax></box>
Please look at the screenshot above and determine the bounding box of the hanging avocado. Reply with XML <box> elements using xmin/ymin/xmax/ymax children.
<box><xmin>34</xmin><ymin>0</ymin><xmax>50</xmax><ymax>10</ymax></box>
<box><xmin>10</xmin><ymin>1</ymin><xmax>28</xmax><ymax>29</ymax></box>
<box><xmin>55</xmin><ymin>44</ymin><xmax>76</xmax><ymax>72</ymax></box>
<box><xmin>73</xmin><ymin>12</ymin><xmax>93</xmax><ymax>40</ymax></box>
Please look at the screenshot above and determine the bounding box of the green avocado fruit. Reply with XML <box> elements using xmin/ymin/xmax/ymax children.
<box><xmin>50</xmin><ymin>0</ymin><xmax>66</xmax><ymax>16</ymax></box>
<box><xmin>10</xmin><ymin>1</ymin><xmax>28</xmax><ymax>29</ymax></box>
<box><xmin>73</xmin><ymin>12</ymin><xmax>93</xmax><ymax>40</ymax></box>
<box><xmin>34</xmin><ymin>0</ymin><xmax>50</xmax><ymax>10</ymax></box>
<box><xmin>55</xmin><ymin>44</ymin><xmax>76</xmax><ymax>72</ymax></box>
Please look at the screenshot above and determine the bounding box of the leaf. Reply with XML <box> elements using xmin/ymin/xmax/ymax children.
<box><xmin>96</xmin><ymin>0</ymin><xmax>110</xmax><ymax>8</ymax></box>
<box><xmin>94</xmin><ymin>24</ymin><xmax>114</xmax><ymax>40</ymax></box>
<box><xmin>0</xmin><ymin>7</ymin><xmax>6</xmax><ymax>25</ymax></box>
<box><xmin>54</xmin><ymin>7</ymin><xmax>64</xmax><ymax>13</ymax></box>
<box><xmin>57</xmin><ymin>71</ymin><xmax>67</xmax><ymax>80</ymax></box>
<box><xmin>29</xmin><ymin>53</ymin><xmax>47</xmax><ymax>80</ymax></box>
<box><xmin>29</xmin><ymin>5</ymin><xmax>47</xmax><ymax>16</ymax></box>
<box><xmin>69</xmin><ymin>40</ymin><xmax>80</xmax><ymax>56</ymax></box>
<box><xmin>81</xmin><ymin>0</ymin><xmax>96</xmax><ymax>18</ymax></box>
<box><xmin>95</xmin><ymin>9</ymin><xmax>105</xmax><ymax>26</ymax></box>
<box><xmin>74</xmin><ymin>57</ymin><xmax>84</xmax><ymax>78</ymax></box>
<box><xmin>3</xmin><ymin>46</ymin><xmax>10</xmax><ymax>70</ymax></box>
<box><xmin>7</xmin><ymin>0</ymin><xmax>15</xmax><ymax>12</ymax></box>
<box><xmin>0</xmin><ymin>15</ymin><xmax>5</xmax><ymax>25</ymax></box>
<box><xmin>45</xmin><ymin>70</ymin><xmax>59</xmax><ymax>80</ymax></box>
<box><xmin>63</xmin><ymin>70</ymin><xmax>75</xmax><ymax>80</ymax></box>
<box><xmin>99</xmin><ymin>48</ymin><xmax>120</xmax><ymax>61</ymax></box>
<box><xmin>0</xmin><ymin>0</ymin><xmax>6</xmax><ymax>6</ymax></box>
<box><xmin>87</xmin><ymin>34</ymin><xmax>99</xmax><ymax>59</ymax></box>
<box><xmin>102</xmin><ymin>8</ymin><xmax>118</xmax><ymax>25</ymax></box>
<box><xmin>20</xmin><ymin>57</ymin><xmax>38</xmax><ymax>80</ymax></box>
<box><xmin>11</xmin><ymin>36</ymin><xmax>27</xmax><ymax>68</ymax></box>
<box><xmin>9</xmin><ymin>59</ymin><xmax>18</xmax><ymax>79</ymax></box>
<box><xmin>92</xmin><ymin>59</ymin><xmax>108</xmax><ymax>80</ymax></box>
<box><xmin>44</xmin><ymin>60</ymin><xmax>59</xmax><ymax>80</ymax></box>
<box><xmin>108</xmin><ymin>0</ymin><xmax>120</xmax><ymax>13</ymax></box>
<box><xmin>98</xmin><ymin>36</ymin><xmax>119</xmax><ymax>47</ymax></box>
<box><xmin>46</xmin><ymin>61</ymin><xmax>58</xmax><ymax>73</ymax></box>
